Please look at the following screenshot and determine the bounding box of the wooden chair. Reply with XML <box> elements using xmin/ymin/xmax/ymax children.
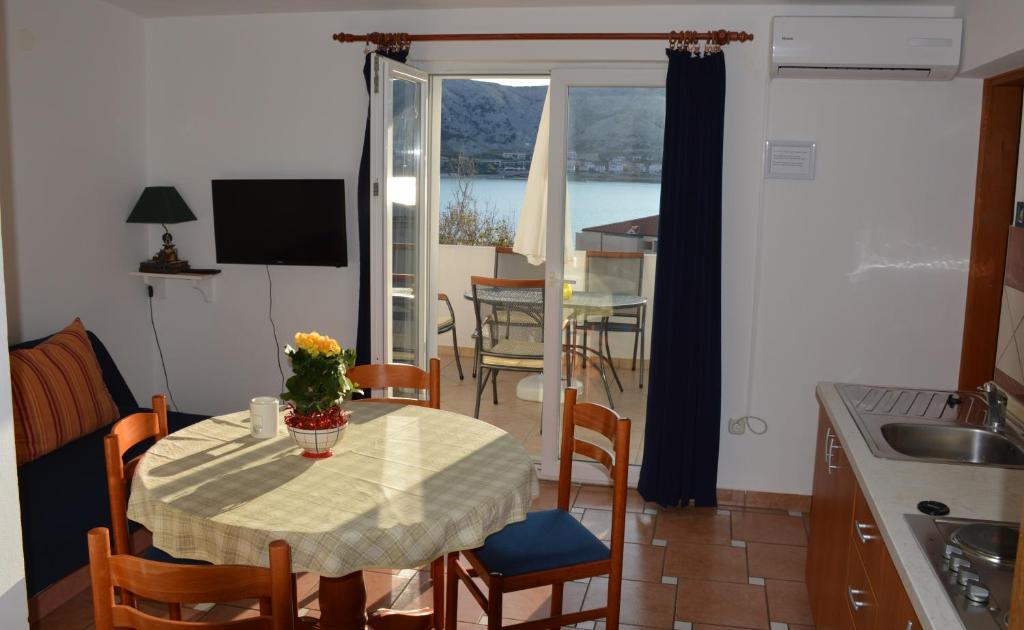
<box><xmin>104</xmin><ymin>395</ymin><xmax>169</xmax><ymax>558</ymax></box>
<box><xmin>87</xmin><ymin>527</ymin><xmax>294</xmax><ymax>629</ymax></box>
<box><xmin>104</xmin><ymin>395</ymin><xmax>208</xmax><ymax>617</ymax></box>
<box><xmin>444</xmin><ymin>388</ymin><xmax>630</xmax><ymax>630</ymax></box>
<box><xmin>347</xmin><ymin>358</ymin><xmax>441</xmax><ymax>409</ymax></box>
<box><xmin>345</xmin><ymin>358</ymin><xmax>445</xmax><ymax>626</ymax></box>
<box><xmin>437</xmin><ymin>294</ymin><xmax>464</xmax><ymax>380</ymax></box>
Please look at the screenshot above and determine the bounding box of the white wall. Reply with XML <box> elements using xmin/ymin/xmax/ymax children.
<box><xmin>4</xmin><ymin>0</ymin><xmax>154</xmax><ymax>400</ymax></box>
<box><xmin>142</xmin><ymin>3</ymin><xmax>977</xmax><ymax>494</ymax></box>
<box><xmin>960</xmin><ymin>0</ymin><xmax>1024</xmax><ymax>78</ymax></box>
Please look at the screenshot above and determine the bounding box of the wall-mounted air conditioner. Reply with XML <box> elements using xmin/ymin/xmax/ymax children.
<box><xmin>771</xmin><ymin>17</ymin><xmax>962</xmax><ymax>80</ymax></box>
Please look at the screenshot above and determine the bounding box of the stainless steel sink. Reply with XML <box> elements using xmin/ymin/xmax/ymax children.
<box><xmin>836</xmin><ymin>384</ymin><xmax>1024</xmax><ymax>469</ymax></box>
<box><xmin>880</xmin><ymin>423</ymin><xmax>1024</xmax><ymax>467</ymax></box>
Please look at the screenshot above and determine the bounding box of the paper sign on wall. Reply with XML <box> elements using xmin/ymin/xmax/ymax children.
<box><xmin>765</xmin><ymin>141</ymin><xmax>816</xmax><ymax>180</ymax></box>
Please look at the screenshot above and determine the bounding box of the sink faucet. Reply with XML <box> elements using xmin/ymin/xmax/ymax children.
<box><xmin>981</xmin><ymin>382</ymin><xmax>1008</xmax><ymax>431</ymax></box>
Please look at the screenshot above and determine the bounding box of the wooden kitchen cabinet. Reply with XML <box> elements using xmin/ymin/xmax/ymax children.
<box><xmin>807</xmin><ymin>409</ymin><xmax>856</xmax><ymax>629</ymax></box>
<box><xmin>809</xmin><ymin>408</ymin><xmax>922</xmax><ymax>630</ymax></box>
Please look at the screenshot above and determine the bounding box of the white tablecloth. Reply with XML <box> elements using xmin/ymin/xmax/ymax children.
<box><xmin>127</xmin><ymin>402</ymin><xmax>538</xmax><ymax>577</ymax></box>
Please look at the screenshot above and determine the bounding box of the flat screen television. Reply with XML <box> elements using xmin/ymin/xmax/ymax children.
<box><xmin>212</xmin><ymin>179</ymin><xmax>347</xmax><ymax>267</ymax></box>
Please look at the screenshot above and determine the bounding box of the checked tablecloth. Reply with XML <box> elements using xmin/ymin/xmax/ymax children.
<box><xmin>126</xmin><ymin>402</ymin><xmax>538</xmax><ymax>577</ymax></box>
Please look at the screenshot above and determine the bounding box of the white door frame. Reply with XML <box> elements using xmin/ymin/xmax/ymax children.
<box><xmin>540</xmin><ymin>66</ymin><xmax>666</xmax><ymax>485</ymax></box>
<box><xmin>369</xmin><ymin>54</ymin><xmax>432</xmax><ymax>372</ymax></box>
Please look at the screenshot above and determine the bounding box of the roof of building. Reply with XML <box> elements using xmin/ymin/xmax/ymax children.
<box><xmin>580</xmin><ymin>215</ymin><xmax>659</xmax><ymax>238</ymax></box>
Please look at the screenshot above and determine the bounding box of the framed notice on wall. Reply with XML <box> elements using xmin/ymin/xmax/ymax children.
<box><xmin>764</xmin><ymin>140</ymin><xmax>816</xmax><ymax>180</ymax></box>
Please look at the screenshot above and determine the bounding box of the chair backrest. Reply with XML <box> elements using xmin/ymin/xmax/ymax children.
<box><xmin>88</xmin><ymin>527</ymin><xmax>293</xmax><ymax>630</ymax></box>
<box><xmin>104</xmin><ymin>395</ymin><xmax>169</xmax><ymax>556</ymax></box>
<box><xmin>584</xmin><ymin>251</ymin><xmax>644</xmax><ymax>297</ymax></box>
<box><xmin>469</xmin><ymin>276</ymin><xmax>546</xmax><ymax>344</ymax></box>
<box><xmin>493</xmin><ymin>246</ymin><xmax>544</xmax><ymax>280</ymax></box>
<box><xmin>558</xmin><ymin>389</ymin><xmax>630</xmax><ymax>557</ymax></box>
<box><xmin>347</xmin><ymin>358</ymin><xmax>441</xmax><ymax>409</ymax></box>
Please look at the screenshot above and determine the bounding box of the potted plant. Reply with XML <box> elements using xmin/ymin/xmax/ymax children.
<box><xmin>281</xmin><ymin>331</ymin><xmax>358</xmax><ymax>458</ymax></box>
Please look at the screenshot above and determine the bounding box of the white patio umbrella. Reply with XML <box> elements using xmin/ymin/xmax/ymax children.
<box><xmin>512</xmin><ymin>90</ymin><xmax>579</xmax><ymax>403</ymax></box>
<box><xmin>513</xmin><ymin>90</ymin><xmax>574</xmax><ymax>266</ymax></box>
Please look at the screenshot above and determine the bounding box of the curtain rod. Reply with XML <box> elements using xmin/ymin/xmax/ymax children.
<box><xmin>332</xmin><ymin>30</ymin><xmax>754</xmax><ymax>46</ymax></box>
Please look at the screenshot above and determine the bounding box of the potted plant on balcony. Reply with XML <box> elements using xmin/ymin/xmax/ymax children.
<box><xmin>282</xmin><ymin>331</ymin><xmax>358</xmax><ymax>459</ymax></box>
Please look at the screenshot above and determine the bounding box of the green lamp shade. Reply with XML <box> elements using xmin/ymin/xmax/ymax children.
<box><xmin>126</xmin><ymin>186</ymin><xmax>197</xmax><ymax>224</ymax></box>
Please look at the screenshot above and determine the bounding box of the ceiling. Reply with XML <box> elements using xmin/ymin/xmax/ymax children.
<box><xmin>100</xmin><ymin>0</ymin><xmax>956</xmax><ymax>18</ymax></box>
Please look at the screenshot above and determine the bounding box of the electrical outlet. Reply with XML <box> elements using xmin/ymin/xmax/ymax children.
<box><xmin>728</xmin><ymin>417</ymin><xmax>746</xmax><ymax>435</ymax></box>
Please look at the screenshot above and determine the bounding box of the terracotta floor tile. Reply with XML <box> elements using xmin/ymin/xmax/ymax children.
<box><xmin>675</xmin><ymin>579</ymin><xmax>768</xmax><ymax>629</ymax></box>
<box><xmin>663</xmin><ymin>542</ymin><xmax>747</xmax><ymax>584</ymax></box>
<box><xmin>654</xmin><ymin>509</ymin><xmax>731</xmax><ymax>545</ymax></box>
<box><xmin>584</xmin><ymin>577</ymin><xmax>677</xmax><ymax>628</ymax></box>
<box><xmin>531</xmin><ymin>480</ymin><xmax>579</xmax><ymax>511</ymax></box>
<box><xmin>198</xmin><ymin>605</ymin><xmax>261</xmax><ymax>623</ymax></box>
<box><xmin>489</xmin><ymin>581</ymin><xmax>587</xmax><ymax>621</ymax></box>
<box><xmin>765</xmin><ymin>578</ymin><xmax>814</xmax><ymax>625</ymax></box>
<box><xmin>574</xmin><ymin>484</ymin><xmax>647</xmax><ymax>512</ymax></box>
<box><xmin>622</xmin><ymin>542</ymin><xmax>666</xmax><ymax>582</ymax></box>
<box><xmin>731</xmin><ymin>511</ymin><xmax>807</xmax><ymax>546</ymax></box>
<box><xmin>747</xmin><ymin>542</ymin><xmax>807</xmax><ymax>582</ymax></box>
<box><xmin>391</xmin><ymin>570</ymin><xmax>485</xmax><ymax>624</ymax></box>
<box><xmin>581</xmin><ymin>509</ymin><xmax>656</xmax><ymax>544</ymax></box>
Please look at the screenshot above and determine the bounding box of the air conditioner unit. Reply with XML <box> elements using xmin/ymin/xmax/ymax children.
<box><xmin>771</xmin><ymin>17</ymin><xmax>962</xmax><ymax>80</ymax></box>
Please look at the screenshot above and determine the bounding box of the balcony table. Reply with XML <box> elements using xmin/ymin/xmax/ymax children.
<box><xmin>126</xmin><ymin>401</ymin><xmax>538</xmax><ymax>629</ymax></box>
<box><xmin>464</xmin><ymin>287</ymin><xmax>647</xmax><ymax>408</ymax></box>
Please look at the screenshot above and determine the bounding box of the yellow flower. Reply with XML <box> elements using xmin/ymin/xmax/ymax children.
<box><xmin>293</xmin><ymin>330</ymin><xmax>341</xmax><ymax>356</ymax></box>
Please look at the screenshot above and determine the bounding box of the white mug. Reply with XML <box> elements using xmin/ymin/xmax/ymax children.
<box><xmin>250</xmin><ymin>396</ymin><xmax>280</xmax><ymax>439</ymax></box>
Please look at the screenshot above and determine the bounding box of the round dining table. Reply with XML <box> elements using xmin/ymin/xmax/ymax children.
<box><xmin>465</xmin><ymin>287</ymin><xmax>648</xmax><ymax>407</ymax></box>
<box><xmin>126</xmin><ymin>401</ymin><xmax>538</xmax><ymax>629</ymax></box>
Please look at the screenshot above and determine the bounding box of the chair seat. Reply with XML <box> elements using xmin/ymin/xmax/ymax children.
<box><xmin>474</xmin><ymin>509</ymin><xmax>609</xmax><ymax>577</ymax></box>
<box><xmin>480</xmin><ymin>340</ymin><xmax>544</xmax><ymax>370</ymax></box>
<box><xmin>142</xmin><ymin>545</ymin><xmax>210</xmax><ymax>566</ymax></box>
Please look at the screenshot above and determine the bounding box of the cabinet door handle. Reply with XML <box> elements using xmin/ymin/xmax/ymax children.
<box><xmin>855</xmin><ymin>520</ymin><xmax>878</xmax><ymax>544</ymax></box>
<box><xmin>848</xmin><ymin>587</ymin><xmax>870</xmax><ymax>611</ymax></box>
<box><xmin>825</xmin><ymin>427</ymin><xmax>840</xmax><ymax>474</ymax></box>
<box><xmin>905</xmin><ymin>622</ymin><xmax>914</xmax><ymax>630</ymax></box>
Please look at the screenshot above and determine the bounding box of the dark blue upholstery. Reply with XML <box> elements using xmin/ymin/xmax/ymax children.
<box><xmin>12</xmin><ymin>331</ymin><xmax>208</xmax><ymax>596</ymax></box>
<box><xmin>473</xmin><ymin>509</ymin><xmax>609</xmax><ymax>577</ymax></box>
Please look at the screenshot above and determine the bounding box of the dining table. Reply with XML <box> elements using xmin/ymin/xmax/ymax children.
<box><xmin>465</xmin><ymin>287</ymin><xmax>648</xmax><ymax>408</ymax></box>
<box><xmin>126</xmin><ymin>401</ymin><xmax>539</xmax><ymax>629</ymax></box>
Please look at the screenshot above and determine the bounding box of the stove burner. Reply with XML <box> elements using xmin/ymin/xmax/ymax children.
<box><xmin>951</xmin><ymin>523</ymin><xmax>1019</xmax><ymax>567</ymax></box>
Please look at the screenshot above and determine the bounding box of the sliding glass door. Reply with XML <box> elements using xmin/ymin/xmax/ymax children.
<box><xmin>541</xmin><ymin>67</ymin><xmax>666</xmax><ymax>483</ymax></box>
<box><xmin>369</xmin><ymin>55</ymin><xmax>431</xmax><ymax>370</ymax></box>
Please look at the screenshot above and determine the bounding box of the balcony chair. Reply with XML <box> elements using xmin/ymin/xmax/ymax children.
<box><xmin>87</xmin><ymin>527</ymin><xmax>294</xmax><ymax>630</ymax></box>
<box><xmin>438</xmin><ymin>293</ymin><xmax>464</xmax><ymax>380</ymax></box>
<box><xmin>444</xmin><ymin>388</ymin><xmax>630</xmax><ymax>629</ymax></box>
<box><xmin>580</xmin><ymin>251</ymin><xmax>647</xmax><ymax>390</ymax></box>
<box><xmin>469</xmin><ymin>276</ymin><xmax>546</xmax><ymax>418</ymax></box>
<box><xmin>104</xmin><ymin>395</ymin><xmax>211</xmax><ymax>619</ymax></box>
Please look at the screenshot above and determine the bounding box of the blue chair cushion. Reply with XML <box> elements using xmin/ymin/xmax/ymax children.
<box><xmin>142</xmin><ymin>545</ymin><xmax>210</xmax><ymax>566</ymax></box>
<box><xmin>473</xmin><ymin>509</ymin><xmax>610</xmax><ymax>577</ymax></box>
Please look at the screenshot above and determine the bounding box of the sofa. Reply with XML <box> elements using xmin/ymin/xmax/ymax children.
<box><xmin>13</xmin><ymin>330</ymin><xmax>208</xmax><ymax>598</ymax></box>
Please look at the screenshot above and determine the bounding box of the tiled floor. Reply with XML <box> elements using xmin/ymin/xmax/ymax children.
<box><xmin>33</xmin><ymin>482</ymin><xmax>815</xmax><ymax>630</ymax></box>
<box><xmin>437</xmin><ymin>347</ymin><xmax>648</xmax><ymax>464</ymax></box>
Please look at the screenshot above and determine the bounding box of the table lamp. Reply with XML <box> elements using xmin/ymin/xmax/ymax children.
<box><xmin>127</xmin><ymin>186</ymin><xmax>197</xmax><ymax>273</ymax></box>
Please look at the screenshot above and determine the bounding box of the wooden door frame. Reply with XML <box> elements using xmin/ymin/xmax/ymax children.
<box><xmin>958</xmin><ymin>66</ymin><xmax>1024</xmax><ymax>390</ymax></box>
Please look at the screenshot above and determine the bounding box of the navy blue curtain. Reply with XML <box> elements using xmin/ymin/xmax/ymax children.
<box><xmin>357</xmin><ymin>49</ymin><xmax>409</xmax><ymax>370</ymax></box>
<box><xmin>638</xmin><ymin>48</ymin><xmax>726</xmax><ymax>508</ymax></box>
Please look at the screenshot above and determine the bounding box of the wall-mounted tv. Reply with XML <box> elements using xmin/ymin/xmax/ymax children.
<box><xmin>212</xmin><ymin>179</ymin><xmax>347</xmax><ymax>267</ymax></box>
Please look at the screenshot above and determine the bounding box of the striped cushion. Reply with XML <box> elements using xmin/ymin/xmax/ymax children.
<box><xmin>11</xmin><ymin>318</ymin><xmax>120</xmax><ymax>464</ymax></box>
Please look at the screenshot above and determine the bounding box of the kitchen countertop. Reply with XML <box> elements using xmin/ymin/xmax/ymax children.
<box><xmin>816</xmin><ymin>382</ymin><xmax>1024</xmax><ymax>630</ymax></box>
